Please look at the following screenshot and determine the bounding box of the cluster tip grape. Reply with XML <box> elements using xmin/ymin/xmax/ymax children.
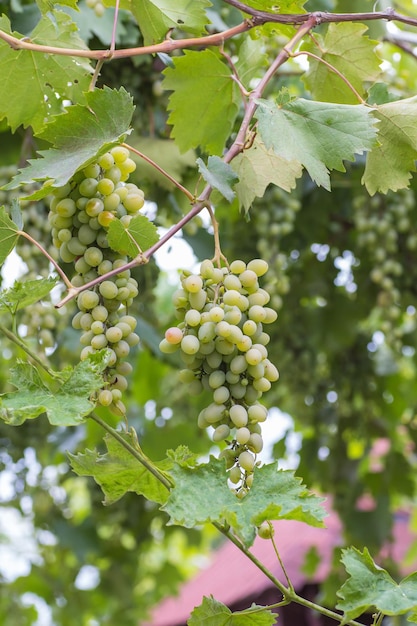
<box><xmin>50</xmin><ymin>146</ymin><xmax>143</xmax><ymax>416</ymax></box>
<box><xmin>160</xmin><ymin>257</ymin><xmax>279</xmax><ymax>496</ymax></box>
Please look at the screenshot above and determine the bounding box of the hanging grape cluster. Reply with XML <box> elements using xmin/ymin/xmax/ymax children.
<box><xmin>353</xmin><ymin>189</ymin><xmax>417</xmax><ymax>349</ymax></box>
<box><xmin>160</xmin><ymin>258</ymin><xmax>278</xmax><ymax>494</ymax></box>
<box><xmin>49</xmin><ymin>146</ymin><xmax>143</xmax><ymax>415</ymax></box>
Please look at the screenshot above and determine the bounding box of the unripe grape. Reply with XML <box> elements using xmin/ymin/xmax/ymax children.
<box><xmin>230</xmin><ymin>260</ymin><xmax>246</xmax><ymax>274</ymax></box>
<box><xmin>213</xmin><ymin>424</ymin><xmax>230</xmax><ymax>442</ymax></box>
<box><xmin>238</xmin><ymin>451</ymin><xmax>255</xmax><ymax>472</ymax></box>
<box><xmin>235</xmin><ymin>427</ymin><xmax>251</xmax><ymax>445</ymax></box>
<box><xmin>229</xmin><ymin>404</ymin><xmax>248</xmax><ymax>428</ymax></box>
<box><xmin>208</xmin><ymin>370</ymin><xmax>226</xmax><ymax>389</ymax></box>
<box><xmin>98</xmin><ymin>389</ymin><xmax>113</xmax><ymax>406</ymax></box>
<box><xmin>248</xmin><ymin>433</ymin><xmax>263</xmax><ymax>453</ymax></box>
<box><xmin>257</xmin><ymin>521</ymin><xmax>274</xmax><ymax>539</ymax></box>
<box><xmin>181</xmin><ymin>335</ymin><xmax>200</xmax><ymax>355</ymax></box>
<box><xmin>229</xmin><ymin>465</ymin><xmax>242</xmax><ymax>484</ymax></box>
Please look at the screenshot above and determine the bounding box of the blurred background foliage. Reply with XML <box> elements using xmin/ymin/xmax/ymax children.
<box><xmin>2</xmin><ymin>0</ymin><xmax>417</xmax><ymax>623</ymax></box>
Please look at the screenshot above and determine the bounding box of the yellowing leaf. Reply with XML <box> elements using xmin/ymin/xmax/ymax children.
<box><xmin>232</xmin><ymin>136</ymin><xmax>302</xmax><ymax>211</ymax></box>
<box><xmin>363</xmin><ymin>97</ymin><xmax>417</xmax><ymax>195</ymax></box>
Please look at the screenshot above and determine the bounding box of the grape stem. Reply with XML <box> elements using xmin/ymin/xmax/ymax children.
<box><xmin>89</xmin><ymin>413</ymin><xmax>174</xmax><ymax>490</ymax></box>
<box><xmin>123</xmin><ymin>142</ymin><xmax>195</xmax><ymax>202</ymax></box>
<box><xmin>17</xmin><ymin>229</ymin><xmax>74</xmax><ymax>291</ymax></box>
<box><xmin>110</xmin><ymin>0</ymin><xmax>120</xmax><ymax>55</ymax></box>
<box><xmin>0</xmin><ymin>323</ymin><xmax>62</xmax><ymax>380</ymax></box>
<box><xmin>292</xmin><ymin>49</ymin><xmax>366</xmax><ymax>105</ymax></box>
<box><xmin>269</xmin><ymin>524</ymin><xmax>295</xmax><ymax>593</ymax></box>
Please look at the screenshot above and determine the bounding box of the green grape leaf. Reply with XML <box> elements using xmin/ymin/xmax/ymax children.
<box><xmin>36</xmin><ymin>0</ymin><xmax>78</xmax><ymax>12</ymax></box>
<box><xmin>162</xmin><ymin>458</ymin><xmax>326</xmax><ymax>547</ymax></box>
<box><xmin>10</xmin><ymin>199</ymin><xmax>23</xmax><ymax>230</ymax></box>
<box><xmin>408</xmin><ymin>612</ymin><xmax>417</xmax><ymax>624</ymax></box>
<box><xmin>0</xmin><ymin>12</ymin><xmax>92</xmax><ymax>133</ymax></box>
<box><xmin>69</xmin><ymin>432</ymin><xmax>171</xmax><ymax>505</ymax></box>
<box><xmin>0</xmin><ymin>206</ymin><xmax>19</xmax><ymax>265</ymax></box>
<box><xmin>336</xmin><ymin>547</ymin><xmax>417</xmax><ymax>624</ymax></box>
<box><xmin>197</xmin><ymin>156</ymin><xmax>239</xmax><ymax>203</ymax></box>
<box><xmin>130</xmin><ymin>0</ymin><xmax>211</xmax><ymax>45</ymax></box>
<box><xmin>303</xmin><ymin>23</ymin><xmax>381</xmax><ymax>104</ymax></box>
<box><xmin>188</xmin><ymin>596</ymin><xmax>277</xmax><ymax>626</ymax></box>
<box><xmin>107</xmin><ymin>214</ymin><xmax>159</xmax><ymax>257</ymax></box>
<box><xmin>232</xmin><ymin>136</ymin><xmax>302</xmax><ymax>211</ymax></box>
<box><xmin>234</xmin><ymin>37</ymin><xmax>267</xmax><ymax>90</ymax></box>
<box><xmin>0</xmin><ymin>355</ymin><xmax>109</xmax><ymax>426</ymax></box>
<box><xmin>5</xmin><ymin>88</ymin><xmax>134</xmax><ymax>197</ymax></box>
<box><xmin>255</xmin><ymin>98</ymin><xmax>378</xmax><ymax>190</ymax></box>
<box><xmin>130</xmin><ymin>137</ymin><xmax>195</xmax><ymax>190</ymax></box>
<box><xmin>163</xmin><ymin>50</ymin><xmax>240</xmax><ymax>154</ymax></box>
<box><xmin>0</xmin><ymin>276</ymin><xmax>59</xmax><ymax>313</ymax></box>
<box><xmin>363</xmin><ymin>97</ymin><xmax>417</xmax><ymax>195</ymax></box>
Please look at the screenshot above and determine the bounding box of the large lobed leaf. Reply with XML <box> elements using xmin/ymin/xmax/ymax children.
<box><xmin>130</xmin><ymin>0</ymin><xmax>211</xmax><ymax>46</ymax></box>
<box><xmin>363</xmin><ymin>97</ymin><xmax>417</xmax><ymax>195</ymax></box>
<box><xmin>188</xmin><ymin>596</ymin><xmax>277</xmax><ymax>626</ymax></box>
<box><xmin>69</xmin><ymin>432</ymin><xmax>171</xmax><ymax>505</ymax></box>
<box><xmin>163</xmin><ymin>49</ymin><xmax>241</xmax><ymax>155</ymax></box>
<box><xmin>337</xmin><ymin>547</ymin><xmax>417</xmax><ymax>624</ymax></box>
<box><xmin>0</xmin><ymin>355</ymin><xmax>108</xmax><ymax>426</ymax></box>
<box><xmin>0</xmin><ymin>12</ymin><xmax>92</xmax><ymax>133</ymax></box>
<box><xmin>162</xmin><ymin>457</ymin><xmax>326</xmax><ymax>547</ymax></box>
<box><xmin>255</xmin><ymin>97</ymin><xmax>378</xmax><ymax>191</ymax></box>
<box><xmin>303</xmin><ymin>23</ymin><xmax>381</xmax><ymax>104</ymax></box>
<box><xmin>5</xmin><ymin>88</ymin><xmax>134</xmax><ymax>197</ymax></box>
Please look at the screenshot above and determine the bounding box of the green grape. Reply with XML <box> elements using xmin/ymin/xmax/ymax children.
<box><xmin>181</xmin><ymin>335</ymin><xmax>200</xmax><ymax>355</ymax></box>
<box><xmin>229</xmin><ymin>404</ymin><xmax>248</xmax><ymax>428</ymax></box>
<box><xmin>213</xmin><ymin>424</ymin><xmax>230</xmax><ymax>442</ymax></box>
<box><xmin>208</xmin><ymin>370</ymin><xmax>226</xmax><ymax>389</ymax></box>
<box><xmin>238</xmin><ymin>451</ymin><xmax>255</xmax><ymax>472</ymax></box>
<box><xmin>106</xmin><ymin>326</ymin><xmax>123</xmax><ymax>343</ymax></box>
<box><xmin>235</xmin><ymin>427</ymin><xmax>251</xmax><ymax>445</ymax></box>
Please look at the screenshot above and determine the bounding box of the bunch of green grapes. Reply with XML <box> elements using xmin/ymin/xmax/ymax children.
<box><xmin>353</xmin><ymin>189</ymin><xmax>416</xmax><ymax>348</ymax></box>
<box><xmin>255</xmin><ymin>190</ymin><xmax>301</xmax><ymax>311</ymax></box>
<box><xmin>49</xmin><ymin>146</ymin><xmax>143</xmax><ymax>415</ymax></box>
<box><xmin>160</xmin><ymin>258</ymin><xmax>278</xmax><ymax>494</ymax></box>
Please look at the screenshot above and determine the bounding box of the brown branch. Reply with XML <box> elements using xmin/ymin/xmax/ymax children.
<box><xmin>1</xmin><ymin>8</ymin><xmax>417</xmax><ymax>61</ymax></box>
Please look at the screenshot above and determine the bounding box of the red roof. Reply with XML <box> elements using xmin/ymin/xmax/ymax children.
<box><xmin>146</xmin><ymin>502</ymin><xmax>416</xmax><ymax>626</ymax></box>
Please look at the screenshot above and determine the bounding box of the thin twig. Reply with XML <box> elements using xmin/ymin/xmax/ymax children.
<box><xmin>110</xmin><ymin>0</ymin><xmax>120</xmax><ymax>55</ymax></box>
<box><xmin>292</xmin><ymin>50</ymin><xmax>366</xmax><ymax>104</ymax></box>
<box><xmin>89</xmin><ymin>413</ymin><xmax>174</xmax><ymax>490</ymax></box>
<box><xmin>2</xmin><ymin>9</ymin><xmax>417</xmax><ymax>61</ymax></box>
<box><xmin>0</xmin><ymin>323</ymin><xmax>60</xmax><ymax>379</ymax></box>
<box><xmin>124</xmin><ymin>143</ymin><xmax>195</xmax><ymax>202</ymax></box>
<box><xmin>18</xmin><ymin>230</ymin><xmax>74</xmax><ymax>291</ymax></box>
